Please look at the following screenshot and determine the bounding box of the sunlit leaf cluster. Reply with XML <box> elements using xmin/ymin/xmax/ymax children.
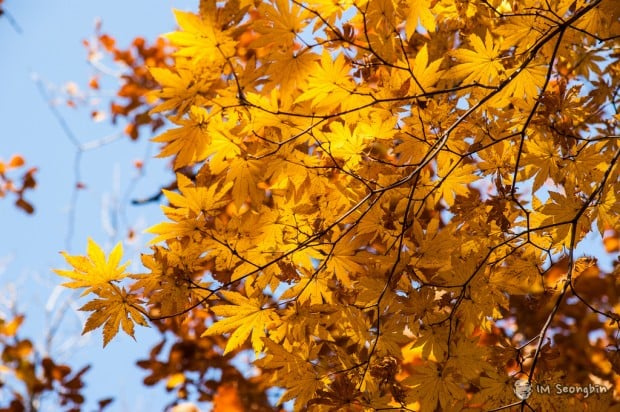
<box><xmin>56</xmin><ymin>0</ymin><xmax>620</xmax><ymax>410</ymax></box>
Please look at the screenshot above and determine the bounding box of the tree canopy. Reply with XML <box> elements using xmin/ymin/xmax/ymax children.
<box><xmin>4</xmin><ymin>0</ymin><xmax>620</xmax><ymax>410</ymax></box>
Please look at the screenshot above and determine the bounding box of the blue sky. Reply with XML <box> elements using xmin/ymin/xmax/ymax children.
<box><xmin>0</xmin><ymin>1</ymin><xmax>197</xmax><ymax>410</ymax></box>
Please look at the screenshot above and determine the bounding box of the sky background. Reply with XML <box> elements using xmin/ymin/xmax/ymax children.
<box><xmin>0</xmin><ymin>1</ymin><xmax>197</xmax><ymax>410</ymax></box>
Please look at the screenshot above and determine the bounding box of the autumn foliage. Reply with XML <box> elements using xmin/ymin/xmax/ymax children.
<box><xmin>0</xmin><ymin>155</ymin><xmax>37</xmax><ymax>214</ymax></box>
<box><xmin>0</xmin><ymin>311</ymin><xmax>112</xmax><ymax>412</ymax></box>
<box><xmin>82</xmin><ymin>21</ymin><xmax>171</xmax><ymax>140</ymax></box>
<box><xmin>49</xmin><ymin>0</ymin><xmax>620</xmax><ymax>410</ymax></box>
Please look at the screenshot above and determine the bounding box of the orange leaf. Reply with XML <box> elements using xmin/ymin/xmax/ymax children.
<box><xmin>603</xmin><ymin>233</ymin><xmax>620</xmax><ymax>253</ymax></box>
<box><xmin>1</xmin><ymin>315</ymin><xmax>24</xmax><ymax>337</ymax></box>
<box><xmin>88</xmin><ymin>76</ymin><xmax>100</xmax><ymax>89</ymax></box>
<box><xmin>8</xmin><ymin>154</ymin><xmax>24</xmax><ymax>169</ymax></box>
<box><xmin>99</xmin><ymin>34</ymin><xmax>116</xmax><ymax>52</ymax></box>
<box><xmin>213</xmin><ymin>384</ymin><xmax>243</xmax><ymax>412</ymax></box>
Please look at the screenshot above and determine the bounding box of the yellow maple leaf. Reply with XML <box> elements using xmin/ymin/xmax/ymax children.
<box><xmin>496</xmin><ymin>15</ymin><xmax>537</xmax><ymax>55</ymax></box>
<box><xmin>256</xmin><ymin>338</ymin><xmax>324</xmax><ymax>410</ymax></box>
<box><xmin>165</xmin><ymin>9</ymin><xmax>236</xmax><ymax>64</ymax></box>
<box><xmin>319</xmin><ymin>121</ymin><xmax>369</xmax><ymax>170</ymax></box>
<box><xmin>408</xmin><ymin>44</ymin><xmax>444</xmax><ymax>96</ymax></box>
<box><xmin>403</xmin><ymin>361</ymin><xmax>464</xmax><ymax>410</ymax></box>
<box><xmin>294</xmin><ymin>51</ymin><xmax>356</xmax><ymax>111</ymax></box>
<box><xmin>522</xmin><ymin>135</ymin><xmax>562</xmax><ymax>193</ymax></box>
<box><xmin>410</xmin><ymin>325</ymin><xmax>448</xmax><ymax>362</ymax></box>
<box><xmin>252</xmin><ymin>0</ymin><xmax>309</xmax><ymax>49</ymax></box>
<box><xmin>435</xmin><ymin>153</ymin><xmax>478</xmax><ymax>206</ymax></box>
<box><xmin>262</xmin><ymin>48</ymin><xmax>318</xmax><ymax>104</ymax></box>
<box><xmin>226</xmin><ymin>157</ymin><xmax>265</xmax><ymax>209</ymax></box>
<box><xmin>162</xmin><ymin>173</ymin><xmax>233</xmax><ymax>218</ymax></box>
<box><xmin>149</xmin><ymin>62</ymin><xmax>207</xmax><ymax>116</ymax></box>
<box><xmin>323</xmin><ymin>232</ymin><xmax>369</xmax><ymax>283</ymax></box>
<box><xmin>202</xmin><ymin>290</ymin><xmax>280</xmax><ymax>355</ymax></box>
<box><xmin>280</xmin><ymin>271</ymin><xmax>333</xmax><ymax>305</ymax></box>
<box><xmin>403</xmin><ymin>0</ymin><xmax>436</xmax><ymax>38</ymax></box>
<box><xmin>152</xmin><ymin>106</ymin><xmax>213</xmax><ymax>169</ymax></box>
<box><xmin>146</xmin><ymin>220</ymin><xmax>202</xmax><ymax>245</ymax></box>
<box><xmin>491</xmin><ymin>63</ymin><xmax>548</xmax><ymax>108</ymax></box>
<box><xmin>473</xmin><ymin>369</ymin><xmax>515</xmax><ymax>406</ymax></box>
<box><xmin>448</xmin><ymin>31</ymin><xmax>504</xmax><ymax>85</ymax></box>
<box><xmin>403</xmin><ymin>361</ymin><xmax>465</xmax><ymax>411</ymax></box>
<box><xmin>538</xmin><ymin>189</ymin><xmax>591</xmax><ymax>251</ymax></box>
<box><xmin>54</xmin><ymin>238</ymin><xmax>129</xmax><ymax>295</ymax></box>
<box><xmin>594</xmin><ymin>184</ymin><xmax>620</xmax><ymax>234</ymax></box>
<box><xmin>80</xmin><ymin>285</ymin><xmax>148</xmax><ymax>347</ymax></box>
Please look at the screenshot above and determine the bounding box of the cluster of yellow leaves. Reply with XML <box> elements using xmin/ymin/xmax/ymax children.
<box><xmin>54</xmin><ymin>239</ymin><xmax>147</xmax><ymax>347</ymax></box>
<box><xmin>55</xmin><ymin>0</ymin><xmax>620</xmax><ymax>410</ymax></box>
